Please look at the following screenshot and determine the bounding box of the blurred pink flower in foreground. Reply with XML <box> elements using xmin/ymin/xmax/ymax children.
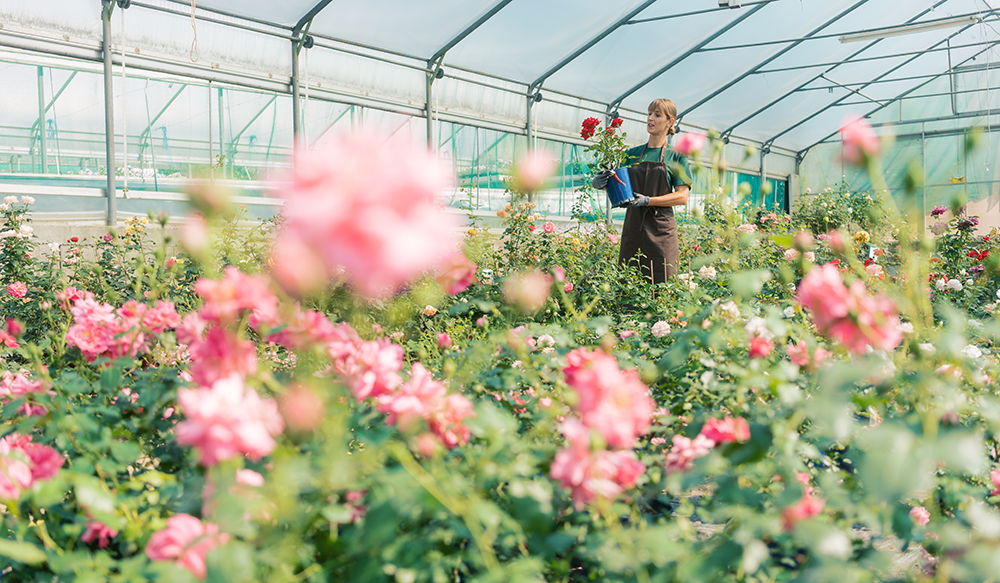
<box><xmin>664</xmin><ymin>433</ymin><xmax>715</xmax><ymax>473</ymax></box>
<box><xmin>673</xmin><ymin>132</ymin><xmax>706</xmax><ymax>156</ymax></box>
<box><xmin>748</xmin><ymin>336</ymin><xmax>774</xmax><ymax>359</ymax></box>
<box><xmin>377</xmin><ymin>363</ymin><xmax>446</xmax><ymax>431</ymax></box>
<box><xmin>563</xmin><ymin>348</ymin><xmax>653</xmax><ymax>449</ymax></box>
<box><xmin>787</xmin><ymin>339</ymin><xmax>831</xmax><ymax>371</ymax></box>
<box><xmin>781</xmin><ymin>472</ymin><xmax>825</xmax><ymax>530</ymax></box>
<box><xmin>145</xmin><ymin>514</ymin><xmax>229</xmax><ymax>580</ymax></box>
<box><xmin>514</xmin><ymin>153</ymin><xmax>556</xmax><ymax>192</ymax></box>
<box><xmin>176</xmin><ymin>374</ymin><xmax>283</xmax><ymax>466</ymax></box>
<box><xmin>797</xmin><ymin>264</ymin><xmax>901</xmax><ymax>354</ymax></box>
<box><xmin>840</xmin><ymin>115</ymin><xmax>880</xmax><ymax>165</ymax></box>
<box><xmin>910</xmin><ymin>506</ymin><xmax>930</xmax><ymax>526</ymax></box>
<box><xmin>273</xmin><ymin>133</ymin><xmax>460</xmax><ymax>299</ymax></box>
<box><xmin>196</xmin><ymin>267</ymin><xmax>278</xmax><ymax>328</ymax></box>
<box><xmin>501</xmin><ymin>269</ymin><xmax>552</xmax><ymax>314</ymax></box>
<box><xmin>278</xmin><ymin>384</ymin><xmax>325</xmax><ymax>433</ymax></box>
<box><xmin>0</xmin><ymin>433</ymin><xmax>63</xmax><ymax>499</ymax></box>
<box><xmin>434</xmin><ymin>252</ymin><xmax>477</xmax><ymax>295</ymax></box>
<box><xmin>700</xmin><ymin>417</ymin><xmax>750</xmax><ymax>444</ymax></box>
<box><xmin>549</xmin><ymin>419</ymin><xmax>645</xmax><ymax>510</ymax></box>
<box><xmin>81</xmin><ymin>521</ymin><xmax>118</xmax><ymax>549</ymax></box>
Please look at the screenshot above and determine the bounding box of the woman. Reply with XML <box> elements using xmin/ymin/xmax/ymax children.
<box><xmin>594</xmin><ymin>99</ymin><xmax>691</xmax><ymax>284</ymax></box>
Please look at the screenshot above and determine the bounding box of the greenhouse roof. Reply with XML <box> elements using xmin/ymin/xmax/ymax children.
<box><xmin>2</xmin><ymin>0</ymin><xmax>1000</xmax><ymax>157</ymax></box>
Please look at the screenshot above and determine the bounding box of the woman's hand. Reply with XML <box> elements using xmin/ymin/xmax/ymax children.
<box><xmin>591</xmin><ymin>171</ymin><xmax>613</xmax><ymax>190</ymax></box>
<box><xmin>620</xmin><ymin>194</ymin><xmax>650</xmax><ymax>208</ymax></box>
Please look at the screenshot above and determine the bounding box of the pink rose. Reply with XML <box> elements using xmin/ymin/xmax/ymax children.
<box><xmin>564</xmin><ymin>281</ymin><xmax>574</xmax><ymax>293</ymax></box>
<box><xmin>81</xmin><ymin>521</ymin><xmax>118</xmax><ymax>549</ymax></box>
<box><xmin>376</xmin><ymin>363</ymin><xmax>446</xmax><ymax>431</ymax></box>
<box><xmin>434</xmin><ymin>252</ymin><xmax>478</xmax><ymax>295</ymax></box>
<box><xmin>501</xmin><ymin>269</ymin><xmax>552</xmax><ymax>314</ymax></box>
<box><xmin>195</xmin><ymin>267</ymin><xmax>278</xmax><ymax>328</ymax></box>
<box><xmin>664</xmin><ymin>433</ymin><xmax>715</xmax><ymax>473</ymax></box>
<box><xmin>563</xmin><ymin>348</ymin><xmax>654</xmax><ymax>449</ymax></box>
<box><xmin>700</xmin><ymin>417</ymin><xmax>750</xmax><ymax>444</ymax></box>
<box><xmin>175</xmin><ymin>374</ymin><xmax>284</xmax><ymax>466</ymax></box>
<box><xmin>437</xmin><ymin>332</ymin><xmax>452</xmax><ymax>349</ymax></box>
<box><xmin>748</xmin><ymin>336</ymin><xmax>774</xmax><ymax>359</ymax></box>
<box><xmin>514</xmin><ymin>153</ymin><xmax>555</xmax><ymax>192</ymax></box>
<box><xmin>549</xmin><ymin>419</ymin><xmax>646</xmax><ymax>509</ymax></box>
<box><xmin>673</xmin><ymin>132</ymin><xmax>706</xmax><ymax>156</ymax></box>
<box><xmin>145</xmin><ymin>514</ymin><xmax>229</xmax><ymax>580</ymax></box>
<box><xmin>6</xmin><ymin>282</ymin><xmax>26</xmax><ymax>299</ymax></box>
<box><xmin>274</xmin><ymin>134</ymin><xmax>461</xmax><ymax>299</ymax></box>
<box><xmin>543</xmin><ymin>221</ymin><xmax>555</xmax><ymax>234</ymax></box>
<box><xmin>840</xmin><ymin>115</ymin><xmax>880</xmax><ymax>165</ymax></box>
<box><xmin>278</xmin><ymin>384</ymin><xmax>325</xmax><ymax>433</ymax></box>
<box><xmin>910</xmin><ymin>506</ymin><xmax>930</xmax><ymax>526</ymax></box>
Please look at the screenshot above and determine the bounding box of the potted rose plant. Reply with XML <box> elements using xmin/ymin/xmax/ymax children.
<box><xmin>581</xmin><ymin>116</ymin><xmax>633</xmax><ymax>206</ymax></box>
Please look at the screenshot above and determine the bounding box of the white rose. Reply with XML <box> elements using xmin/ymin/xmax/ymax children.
<box><xmin>935</xmin><ymin>278</ymin><xmax>947</xmax><ymax>290</ymax></box>
<box><xmin>536</xmin><ymin>334</ymin><xmax>555</xmax><ymax>347</ymax></box>
<box><xmin>47</xmin><ymin>242</ymin><xmax>59</xmax><ymax>253</ymax></box>
<box><xmin>3</xmin><ymin>196</ymin><xmax>17</xmax><ymax>205</ymax></box>
<box><xmin>919</xmin><ymin>343</ymin><xmax>936</xmax><ymax>354</ymax></box>
<box><xmin>784</xmin><ymin>249</ymin><xmax>800</xmax><ymax>261</ymax></box>
<box><xmin>947</xmin><ymin>279</ymin><xmax>963</xmax><ymax>291</ymax></box>
<box><xmin>20</xmin><ymin>196</ymin><xmax>34</xmax><ymax>205</ymax></box>
<box><xmin>744</xmin><ymin>317</ymin><xmax>773</xmax><ymax>341</ymax></box>
<box><xmin>651</xmin><ymin>320</ymin><xmax>671</xmax><ymax>338</ymax></box>
<box><xmin>699</xmin><ymin>265</ymin><xmax>717</xmax><ymax>279</ymax></box>
<box><xmin>783</xmin><ymin>306</ymin><xmax>796</xmax><ymax>318</ymax></box>
<box><xmin>967</xmin><ymin>279</ymin><xmax>974</xmax><ymax>287</ymax></box>
<box><xmin>19</xmin><ymin>225</ymin><xmax>32</xmax><ymax>235</ymax></box>
<box><xmin>0</xmin><ymin>204</ymin><xmax>7</xmax><ymax>212</ymax></box>
<box><xmin>897</xmin><ymin>322</ymin><xmax>914</xmax><ymax>335</ymax></box>
<box><xmin>0</xmin><ymin>230</ymin><xmax>15</xmax><ymax>239</ymax></box>
<box><xmin>804</xmin><ymin>251</ymin><xmax>815</xmax><ymax>262</ymax></box>
<box><xmin>962</xmin><ymin>345</ymin><xmax>983</xmax><ymax>359</ymax></box>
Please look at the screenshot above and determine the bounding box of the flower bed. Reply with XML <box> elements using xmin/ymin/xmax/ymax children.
<box><xmin>0</xmin><ymin>128</ymin><xmax>997</xmax><ymax>582</ymax></box>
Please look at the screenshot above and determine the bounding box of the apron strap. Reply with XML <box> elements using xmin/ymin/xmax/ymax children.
<box><xmin>634</xmin><ymin>144</ymin><xmax>667</xmax><ymax>164</ymax></box>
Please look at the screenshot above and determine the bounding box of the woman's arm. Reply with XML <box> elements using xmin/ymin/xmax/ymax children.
<box><xmin>649</xmin><ymin>184</ymin><xmax>689</xmax><ymax>208</ymax></box>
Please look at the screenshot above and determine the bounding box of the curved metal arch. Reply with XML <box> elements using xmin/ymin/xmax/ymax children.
<box><xmin>295</xmin><ymin>0</ymin><xmax>336</xmax><ymax>34</ymax></box>
<box><xmin>765</xmin><ymin>18</ymin><xmax>985</xmax><ymax>148</ymax></box>
<box><xmin>679</xmin><ymin>0</ymin><xmax>870</xmax><ymax>122</ymax></box>
<box><xmin>719</xmin><ymin>0</ymin><xmax>950</xmax><ymax>139</ymax></box>
<box><xmin>609</xmin><ymin>3</ymin><xmax>767</xmax><ymax>111</ymax></box>
<box><xmin>428</xmin><ymin>0</ymin><xmax>516</xmax><ymax>65</ymax></box>
<box><xmin>796</xmin><ymin>38</ymin><xmax>1000</xmax><ymax>156</ymax></box>
<box><xmin>529</xmin><ymin>0</ymin><xmax>660</xmax><ymax>93</ymax></box>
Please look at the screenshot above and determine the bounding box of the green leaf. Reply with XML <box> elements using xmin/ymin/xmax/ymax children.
<box><xmin>729</xmin><ymin>270</ymin><xmax>772</xmax><ymax>298</ymax></box>
<box><xmin>0</xmin><ymin>539</ymin><xmax>47</xmax><ymax>565</ymax></box>
<box><xmin>100</xmin><ymin>366</ymin><xmax>123</xmax><ymax>393</ymax></box>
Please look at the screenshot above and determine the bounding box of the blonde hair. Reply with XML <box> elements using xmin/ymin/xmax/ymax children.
<box><xmin>648</xmin><ymin>99</ymin><xmax>678</xmax><ymax>136</ymax></box>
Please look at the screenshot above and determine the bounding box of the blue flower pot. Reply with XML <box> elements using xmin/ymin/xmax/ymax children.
<box><xmin>605</xmin><ymin>167</ymin><xmax>633</xmax><ymax>207</ymax></box>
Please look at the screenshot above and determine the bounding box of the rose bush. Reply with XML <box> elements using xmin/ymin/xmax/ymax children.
<box><xmin>0</xmin><ymin>130</ymin><xmax>997</xmax><ymax>583</ymax></box>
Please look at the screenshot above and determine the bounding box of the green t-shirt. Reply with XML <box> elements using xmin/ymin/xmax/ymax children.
<box><xmin>623</xmin><ymin>144</ymin><xmax>692</xmax><ymax>189</ymax></box>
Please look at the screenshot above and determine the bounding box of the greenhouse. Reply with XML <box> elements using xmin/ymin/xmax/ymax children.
<box><xmin>0</xmin><ymin>1</ymin><xmax>999</xmax><ymax>582</ymax></box>
<box><xmin>2</xmin><ymin>0</ymin><xmax>998</xmax><ymax>230</ymax></box>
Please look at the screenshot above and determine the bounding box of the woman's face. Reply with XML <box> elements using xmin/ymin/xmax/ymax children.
<box><xmin>647</xmin><ymin>108</ymin><xmax>671</xmax><ymax>135</ymax></box>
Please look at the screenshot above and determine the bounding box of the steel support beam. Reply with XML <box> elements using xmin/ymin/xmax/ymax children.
<box><xmin>231</xmin><ymin>95</ymin><xmax>278</xmax><ymax>160</ymax></box>
<box><xmin>720</xmin><ymin>0</ymin><xmax>950</xmax><ymax>139</ymax></box>
<box><xmin>681</xmin><ymin>0</ymin><xmax>869</xmax><ymax>122</ymax></box>
<box><xmin>294</xmin><ymin>0</ymin><xmax>335</xmax><ymax>35</ymax></box>
<box><xmin>428</xmin><ymin>0</ymin><xmax>515</xmax><ymax>65</ymax></box>
<box><xmin>101</xmin><ymin>0</ymin><xmax>116</xmax><ymax>226</ymax></box>
<box><xmin>529</xmin><ymin>0</ymin><xmax>659</xmax><ymax>92</ymax></box>
<box><xmin>797</xmin><ymin>39</ymin><xmax>1000</xmax><ymax>156</ymax></box>
<box><xmin>137</xmin><ymin>83</ymin><xmax>187</xmax><ymax>157</ymax></box>
<box><xmin>292</xmin><ymin>38</ymin><xmax>301</xmax><ymax>143</ymax></box>
<box><xmin>36</xmin><ymin>66</ymin><xmax>48</xmax><ymax>174</ymax></box>
<box><xmin>610</xmin><ymin>4</ymin><xmax>766</xmax><ymax>111</ymax></box>
<box><xmin>769</xmin><ymin>21</ymin><xmax>985</xmax><ymax>148</ymax></box>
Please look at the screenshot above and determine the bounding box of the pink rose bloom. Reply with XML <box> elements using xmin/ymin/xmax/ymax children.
<box><xmin>175</xmin><ymin>374</ymin><xmax>284</xmax><ymax>466</ymax></box>
<box><xmin>543</xmin><ymin>221</ymin><xmax>555</xmax><ymax>234</ymax></box>
<box><xmin>56</xmin><ymin>287</ymin><xmax>92</xmax><ymax>310</ymax></box>
<box><xmin>563</xmin><ymin>348</ymin><xmax>654</xmax><ymax>449</ymax></box>
<box><xmin>564</xmin><ymin>281</ymin><xmax>574</xmax><ymax>292</ymax></box>
<box><xmin>673</xmin><ymin>132</ymin><xmax>706</xmax><ymax>156</ymax></box>
<box><xmin>376</xmin><ymin>363</ymin><xmax>446</xmax><ymax>430</ymax></box>
<box><xmin>910</xmin><ymin>506</ymin><xmax>930</xmax><ymax>526</ymax></box>
<box><xmin>268</xmin><ymin>231</ymin><xmax>329</xmax><ymax>297</ymax></box>
<box><xmin>781</xmin><ymin>491</ymin><xmax>826</xmax><ymax>530</ymax></box>
<box><xmin>784</xmin><ymin>248</ymin><xmax>800</xmax><ymax>261</ymax></box>
<box><xmin>797</xmin><ymin>264</ymin><xmax>901</xmax><ymax>354</ymax></box>
<box><xmin>990</xmin><ymin>468</ymin><xmax>1000</xmax><ymax>496</ymax></box>
<box><xmin>549</xmin><ymin>420</ymin><xmax>646</xmax><ymax>510</ymax></box>
<box><xmin>825</xmin><ymin>229</ymin><xmax>846</xmax><ymax>255</ymax></box>
<box><xmin>840</xmin><ymin>115</ymin><xmax>879</xmax><ymax>165</ymax></box>
<box><xmin>501</xmin><ymin>269</ymin><xmax>551</xmax><ymax>314</ymax></box>
<box><xmin>81</xmin><ymin>521</ymin><xmax>118</xmax><ymax>549</ymax></box>
<box><xmin>7</xmin><ymin>282</ymin><xmax>26</xmax><ymax>298</ymax></box>
<box><xmin>143</xmin><ymin>301</ymin><xmax>181</xmax><ymax>334</ymax></box>
<box><xmin>267</xmin><ymin>307</ymin><xmax>338</xmax><ymax>350</ymax></box>
<box><xmin>619</xmin><ymin>330</ymin><xmax>636</xmax><ymax>339</ymax></box>
<box><xmin>428</xmin><ymin>393</ymin><xmax>475</xmax><ymax>449</ymax></box>
<box><xmin>514</xmin><ymin>153</ymin><xmax>555</xmax><ymax>192</ymax></box>
<box><xmin>278</xmin><ymin>384</ymin><xmax>325</xmax><ymax>433</ymax></box>
<box><xmin>552</xmin><ymin>266</ymin><xmax>566</xmax><ymax>282</ymax></box>
<box><xmin>235</xmin><ymin>468</ymin><xmax>265</xmax><ymax>488</ymax></box>
<box><xmin>181</xmin><ymin>213</ymin><xmax>209</xmax><ymax>256</ymax></box>
<box><xmin>0</xmin><ymin>433</ymin><xmax>62</xmax><ymax>499</ymax></box>
<box><xmin>196</xmin><ymin>267</ymin><xmax>279</xmax><ymax>329</ymax></box>
<box><xmin>528</xmin><ymin>224</ymin><xmax>536</xmax><ymax>232</ymax></box>
<box><xmin>339</xmin><ymin>339</ymin><xmax>404</xmax><ymax>402</ymax></box>
<box><xmin>434</xmin><ymin>252</ymin><xmax>478</xmax><ymax>295</ymax></box>
<box><xmin>176</xmin><ymin>312</ymin><xmax>208</xmax><ymax>346</ymax></box>
<box><xmin>787</xmin><ymin>340</ymin><xmax>832</xmax><ymax>371</ymax></box>
<box><xmin>145</xmin><ymin>514</ymin><xmax>229</xmax><ymax>580</ymax></box>
<box><xmin>274</xmin><ymin>134</ymin><xmax>461</xmax><ymax>299</ymax></box>
<box><xmin>187</xmin><ymin>327</ymin><xmax>258</xmax><ymax>388</ymax></box>
<box><xmin>700</xmin><ymin>417</ymin><xmax>750</xmax><ymax>444</ymax></box>
<box><xmin>664</xmin><ymin>433</ymin><xmax>715</xmax><ymax>473</ymax></box>
<box><xmin>736</xmin><ymin>224</ymin><xmax>758</xmax><ymax>234</ymax></box>
<box><xmin>437</xmin><ymin>332</ymin><xmax>452</xmax><ymax>349</ymax></box>
<box><xmin>608</xmin><ymin>233</ymin><xmax>619</xmax><ymax>244</ymax></box>
<box><xmin>748</xmin><ymin>336</ymin><xmax>774</xmax><ymax>359</ymax></box>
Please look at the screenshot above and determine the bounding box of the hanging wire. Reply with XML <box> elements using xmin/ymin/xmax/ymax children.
<box><xmin>121</xmin><ymin>6</ymin><xmax>128</xmax><ymax>196</ymax></box>
<box><xmin>189</xmin><ymin>0</ymin><xmax>199</xmax><ymax>62</ymax></box>
<box><xmin>303</xmin><ymin>45</ymin><xmax>309</xmax><ymax>146</ymax></box>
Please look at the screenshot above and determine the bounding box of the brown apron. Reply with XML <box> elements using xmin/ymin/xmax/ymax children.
<box><xmin>617</xmin><ymin>144</ymin><xmax>679</xmax><ymax>284</ymax></box>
